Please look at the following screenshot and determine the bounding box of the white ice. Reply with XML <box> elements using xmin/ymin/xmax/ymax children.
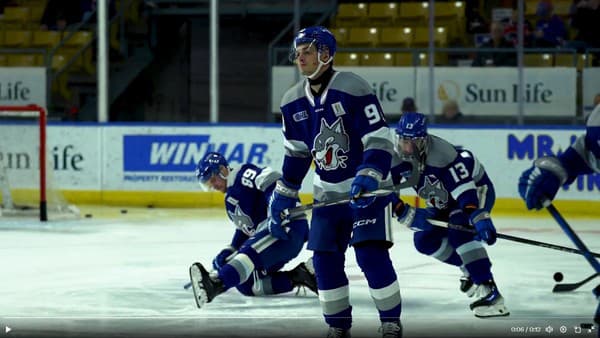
<box><xmin>0</xmin><ymin>206</ymin><xmax>598</xmax><ymax>338</ymax></box>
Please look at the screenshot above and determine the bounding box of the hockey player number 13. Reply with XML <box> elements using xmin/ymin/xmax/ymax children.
<box><xmin>449</xmin><ymin>163</ymin><xmax>469</xmax><ymax>183</ymax></box>
<box><xmin>364</xmin><ymin>104</ymin><xmax>381</xmax><ymax>125</ymax></box>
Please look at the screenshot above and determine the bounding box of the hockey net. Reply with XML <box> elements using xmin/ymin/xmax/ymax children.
<box><xmin>0</xmin><ymin>105</ymin><xmax>80</xmax><ymax>221</ymax></box>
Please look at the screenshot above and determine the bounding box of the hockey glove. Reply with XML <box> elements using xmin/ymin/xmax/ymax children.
<box><xmin>518</xmin><ymin>156</ymin><xmax>567</xmax><ymax>210</ymax></box>
<box><xmin>268</xmin><ymin>180</ymin><xmax>299</xmax><ymax>225</ymax></box>
<box><xmin>212</xmin><ymin>246</ymin><xmax>236</xmax><ymax>270</ymax></box>
<box><xmin>349</xmin><ymin>166</ymin><xmax>381</xmax><ymax>209</ymax></box>
<box><xmin>469</xmin><ymin>209</ymin><xmax>496</xmax><ymax>245</ymax></box>
<box><xmin>393</xmin><ymin>198</ymin><xmax>435</xmax><ymax>232</ymax></box>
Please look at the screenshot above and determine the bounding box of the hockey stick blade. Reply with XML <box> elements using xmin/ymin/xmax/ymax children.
<box><xmin>552</xmin><ymin>273</ymin><xmax>600</xmax><ymax>293</ymax></box>
<box><xmin>428</xmin><ymin>220</ymin><xmax>600</xmax><ymax>258</ymax></box>
<box><xmin>283</xmin><ymin>169</ymin><xmax>420</xmax><ymax>219</ymax></box>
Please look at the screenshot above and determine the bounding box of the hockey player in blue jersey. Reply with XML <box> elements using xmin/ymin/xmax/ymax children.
<box><xmin>268</xmin><ymin>26</ymin><xmax>402</xmax><ymax>338</ymax></box>
<box><xmin>389</xmin><ymin>112</ymin><xmax>510</xmax><ymax>318</ymax></box>
<box><xmin>188</xmin><ymin>152</ymin><xmax>317</xmax><ymax>308</ymax></box>
<box><xmin>519</xmin><ymin>105</ymin><xmax>600</xmax><ymax>210</ymax></box>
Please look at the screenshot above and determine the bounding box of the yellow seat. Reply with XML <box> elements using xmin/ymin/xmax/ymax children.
<box><xmin>0</xmin><ymin>55</ymin><xmax>7</xmax><ymax>66</ymax></box>
<box><xmin>554</xmin><ymin>53</ymin><xmax>578</xmax><ymax>67</ymax></box>
<box><xmin>412</xmin><ymin>27</ymin><xmax>448</xmax><ymax>47</ymax></box>
<box><xmin>367</xmin><ymin>3</ymin><xmax>399</xmax><ymax>25</ymax></box>
<box><xmin>379</xmin><ymin>27</ymin><xmax>413</xmax><ymax>47</ymax></box>
<box><xmin>433</xmin><ymin>2</ymin><xmax>465</xmax><ymax>19</ymax></box>
<box><xmin>394</xmin><ymin>52</ymin><xmax>417</xmax><ymax>66</ymax></box>
<box><xmin>29</xmin><ymin>5</ymin><xmax>46</xmax><ymax>25</ymax></box>
<box><xmin>63</xmin><ymin>31</ymin><xmax>93</xmax><ymax>47</ymax></box>
<box><xmin>347</xmin><ymin>27</ymin><xmax>379</xmax><ymax>47</ymax></box>
<box><xmin>0</xmin><ymin>31</ymin><xmax>5</xmax><ymax>47</ymax></box>
<box><xmin>335</xmin><ymin>52</ymin><xmax>360</xmax><ymax>66</ymax></box>
<box><xmin>336</xmin><ymin>3</ymin><xmax>368</xmax><ymax>26</ymax></box>
<box><xmin>7</xmin><ymin>54</ymin><xmax>40</xmax><ymax>67</ymax></box>
<box><xmin>32</xmin><ymin>30</ymin><xmax>61</xmax><ymax>49</ymax></box>
<box><xmin>361</xmin><ymin>52</ymin><xmax>395</xmax><ymax>66</ymax></box>
<box><xmin>417</xmin><ymin>52</ymin><xmax>449</xmax><ymax>66</ymax></box>
<box><xmin>525</xmin><ymin>0</ymin><xmax>538</xmax><ymax>17</ymax></box>
<box><xmin>524</xmin><ymin>53</ymin><xmax>553</xmax><ymax>67</ymax></box>
<box><xmin>1</xmin><ymin>7</ymin><xmax>31</xmax><ymax>28</ymax></box>
<box><xmin>399</xmin><ymin>2</ymin><xmax>428</xmax><ymax>24</ymax></box>
<box><xmin>62</xmin><ymin>31</ymin><xmax>94</xmax><ymax>74</ymax></box>
<box><xmin>3</xmin><ymin>30</ymin><xmax>33</xmax><ymax>47</ymax></box>
<box><xmin>331</xmin><ymin>27</ymin><xmax>349</xmax><ymax>46</ymax></box>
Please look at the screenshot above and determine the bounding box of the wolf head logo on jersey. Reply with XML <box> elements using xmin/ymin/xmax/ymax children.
<box><xmin>418</xmin><ymin>175</ymin><xmax>449</xmax><ymax>209</ymax></box>
<box><xmin>312</xmin><ymin>117</ymin><xmax>350</xmax><ymax>171</ymax></box>
<box><xmin>227</xmin><ymin>204</ymin><xmax>255</xmax><ymax>236</ymax></box>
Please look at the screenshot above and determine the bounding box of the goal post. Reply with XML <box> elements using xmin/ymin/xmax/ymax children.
<box><xmin>0</xmin><ymin>104</ymin><xmax>57</xmax><ymax>221</ymax></box>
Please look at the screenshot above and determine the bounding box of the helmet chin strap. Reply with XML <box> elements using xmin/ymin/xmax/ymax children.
<box><xmin>306</xmin><ymin>52</ymin><xmax>333</xmax><ymax>80</ymax></box>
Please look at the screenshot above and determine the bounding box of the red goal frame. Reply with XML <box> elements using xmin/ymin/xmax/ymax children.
<box><xmin>0</xmin><ymin>104</ymin><xmax>47</xmax><ymax>221</ymax></box>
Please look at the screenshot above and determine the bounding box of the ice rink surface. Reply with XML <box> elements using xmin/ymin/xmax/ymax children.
<box><xmin>0</xmin><ymin>206</ymin><xmax>598</xmax><ymax>338</ymax></box>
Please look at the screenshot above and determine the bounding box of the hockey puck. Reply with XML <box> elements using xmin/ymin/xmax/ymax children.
<box><xmin>121</xmin><ymin>209</ymin><xmax>128</xmax><ymax>214</ymax></box>
<box><xmin>85</xmin><ymin>213</ymin><xmax>93</xmax><ymax>218</ymax></box>
<box><xmin>553</xmin><ymin>272</ymin><xmax>564</xmax><ymax>282</ymax></box>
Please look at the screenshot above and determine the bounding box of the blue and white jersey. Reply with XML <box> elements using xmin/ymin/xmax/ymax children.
<box><xmin>224</xmin><ymin>163</ymin><xmax>281</xmax><ymax>237</ymax></box>
<box><xmin>391</xmin><ymin>135</ymin><xmax>493</xmax><ymax>212</ymax></box>
<box><xmin>279</xmin><ymin>71</ymin><xmax>395</xmax><ymax>201</ymax></box>
<box><xmin>560</xmin><ymin>105</ymin><xmax>600</xmax><ymax>179</ymax></box>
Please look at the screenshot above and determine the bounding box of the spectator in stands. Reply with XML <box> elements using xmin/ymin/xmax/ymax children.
<box><xmin>438</xmin><ymin>100</ymin><xmax>464</xmax><ymax>124</ymax></box>
<box><xmin>401</xmin><ymin>97</ymin><xmax>418</xmax><ymax>114</ymax></box>
<box><xmin>472</xmin><ymin>21</ymin><xmax>517</xmax><ymax>67</ymax></box>
<box><xmin>533</xmin><ymin>0</ymin><xmax>568</xmax><ymax>47</ymax></box>
<box><xmin>466</xmin><ymin>4</ymin><xmax>489</xmax><ymax>34</ymax></box>
<box><xmin>567</xmin><ymin>0</ymin><xmax>600</xmax><ymax>52</ymax></box>
<box><xmin>40</xmin><ymin>0</ymin><xmax>82</xmax><ymax>31</ymax></box>
<box><xmin>503</xmin><ymin>4</ymin><xmax>534</xmax><ymax>46</ymax></box>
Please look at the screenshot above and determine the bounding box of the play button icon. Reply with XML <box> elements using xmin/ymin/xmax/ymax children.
<box><xmin>5</xmin><ymin>326</ymin><xmax>11</xmax><ymax>334</ymax></box>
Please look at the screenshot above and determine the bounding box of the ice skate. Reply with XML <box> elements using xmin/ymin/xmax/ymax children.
<box><xmin>460</xmin><ymin>275</ymin><xmax>477</xmax><ymax>297</ymax></box>
<box><xmin>380</xmin><ymin>321</ymin><xmax>402</xmax><ymax>338</ymax></box>
<box><xmin>189</xmin><ymin>262</ymin><xmax>224</xmax><ymax>308</ymax></box>
<box><xmin>327</xmin><ymin>327</ymin><xmax>351</xmax><ymax>338</ymax></box>
<box><xmin>289</xmin><ymin>257</ymin><xmax>318</xmax><ymax>295</ymax></box>
<box><xmin>469</xmin><ymin>279</ymin><xmax>510</xmax><ymax>318</ymax></box>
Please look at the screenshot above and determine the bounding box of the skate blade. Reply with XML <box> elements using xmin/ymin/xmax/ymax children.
<box><xmin>189</xmin><ymin>263</ymin><xmax>208</xmax><ymax>309</ymax></box>
<box><xmin>473</xmin><ymin>303</ymin><xmax>510</xmax><ymax>318</ymax></box>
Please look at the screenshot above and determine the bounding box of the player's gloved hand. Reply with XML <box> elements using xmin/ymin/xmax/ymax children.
<box><xmin>268</xmin><ymin>217</ymin><xmax>289</xmax><ymax>240</ymax></box>
<box><xmin>392</xmin><ymin>195</ymin><xmax>435</xmax><ymax>232</ymax></box>
<box><xmin>350</xmin><ymin>166</ymin><xmax>381</xmax><ymax>209</ymax></box>
<box><xmin>469</xmin><ymin>209</ymin><xmax>496</xmax><ymax>245</ymax></box>
<box><xmin>268</xmin><ymin>179</ymin><xmax>300</xmax><ymax>225</ymax></box>
<box><xmin>518</xmin><ymin>156</ymin><xmax>567</xmax><ymax>210</ymax></box>
<box><xmin>212</xmin><ymin>246</ymin><xmax>236</xmax><ymax>270</ymax></box>
<box><xmin>448</xmin><ymin>209</ymin><xmax>469</xmax><ymax>228</ymax></box>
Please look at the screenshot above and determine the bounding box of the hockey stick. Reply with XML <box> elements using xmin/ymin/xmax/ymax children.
<box><xmin>184</xmin><ymin>250</ymin><xmax>238</xmax><ymax>290</ymax></box>
<box><xmin>552</xmin><ymin>272</ymin><xmax>600</xmax><ymax>292</ymax></box>
<box><xmin>427</xmin><ymin>220</ymin><xmax>600</xmax><ymax>258</ymax></box>
<box><xmin>544</xmin><ymin>202</ymin><xmax>600</xmax><ymax>274</ymax></box>
<box><xmin>283</xmin><ymin>166</ymin><xmax>421</xmax><ymax>219</ymax></box>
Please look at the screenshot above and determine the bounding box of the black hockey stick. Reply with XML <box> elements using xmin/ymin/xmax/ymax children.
<box><xmin>552</xmin><ymin>273</ymin><xmax>600</xmax><ymax>292</ymax></box>
<box><xmin>282</xmin><ymin>166</ymin><xmax>421</xmax><ymax>219</ymax></box>
<box><xmin>427</xmin><ymin>220</ymin><xmax>600</xmax><ymax>258</ymax></box>
<box><xmin>544</xmin><ymin>202</ymin><xmax>600</xmax><ymax>273</ymax></box>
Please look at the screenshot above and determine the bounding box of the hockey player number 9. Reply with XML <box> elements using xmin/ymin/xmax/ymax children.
<box><xmin>364</xmin><ymin>104</ymin><xmax>382</xmax><ymax>125</ymax></box>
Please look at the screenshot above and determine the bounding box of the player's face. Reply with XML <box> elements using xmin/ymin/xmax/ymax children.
<box><xmin>397</xmin><ymin>136</ymin><xmax>426</xmax><ymax>158</ymax></box>
<box><xmin>293</xmin><ymin>43</ymin><xmax>320</xmax><ymax>76</ymax></box>
<box><xmin>200</xmin><ymin>166</ymin><xmax>227</xmax><ymax>193</ymax></box>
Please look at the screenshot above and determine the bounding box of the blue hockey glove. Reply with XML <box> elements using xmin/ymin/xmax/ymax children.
<box><xmin>469</xmin><ymin>209</ymin><xmax>496</xmax><ymax>245</ymax></box>
<box><xmin>268</xmin><ymin>217</ymin><xmax>290</xmax><ymax>240</ymax></box>
<box><xmin>268</xmin><ymin>180</ymin><xmax>299</xmax><ymax>225</ymax></box>
<box><xmin>350</xmin><ymin>167</ymin><xmax>382</xmax><ymax>209</ymax></box>
<box><xmin>518</xmin><ymin>156</ymin><xmax>567</xmax><ymax>210</ymax></box>
<box><xmin>212</xmin><ymin>246</ymin><xmax>236</xmax><ymax>270</ymax></box>
<box><xmin>395</xmin><ymin>203</ymin><xmax>435</xmax><ymax>232</ymax></box>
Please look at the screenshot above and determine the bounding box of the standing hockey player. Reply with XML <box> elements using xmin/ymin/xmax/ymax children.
<box><xmin>389</xmin><ymin>112</ymin><xmax>510</xmax><ymax>318</ymax></box>
<box><xmin>188</xmin><ymin>152</ymin><xmax>317</xmax><ymax>308</ymax></box>
<box><xmin>519</xmin><ymin>103</ymin><xmax>600</xmax><ymax>325</ymax></box>
<box><xmin>268</xmin><ymin>26</ymin><xmax>402</xmax><ymax>337</ymax></box>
